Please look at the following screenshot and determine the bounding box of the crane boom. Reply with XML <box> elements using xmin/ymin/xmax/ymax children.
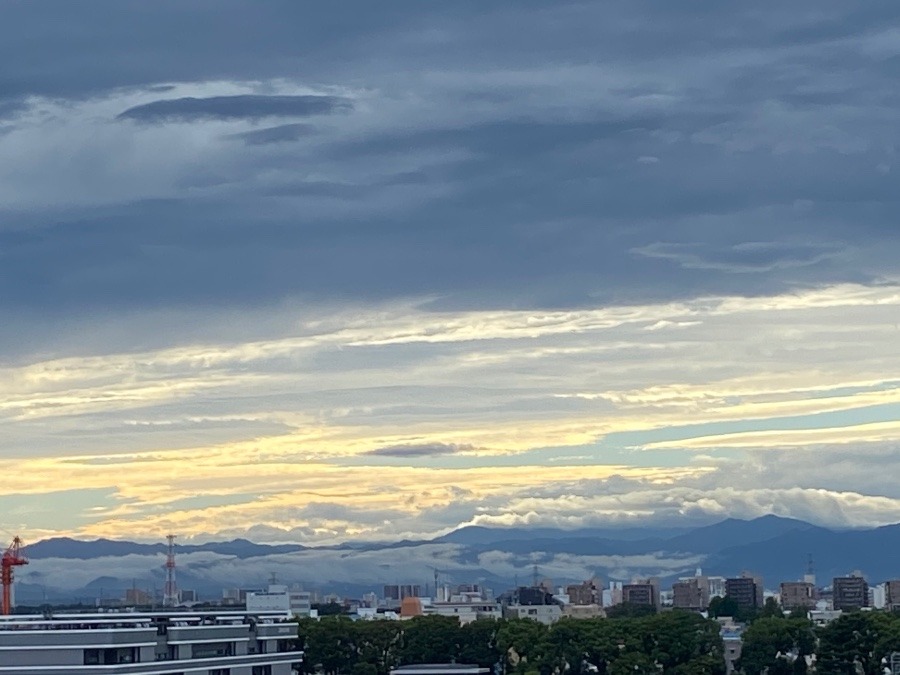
<box><xmin>2</xmin><ymin>536</ymin><xmax>28</xmax><ymax>615</ymax></box>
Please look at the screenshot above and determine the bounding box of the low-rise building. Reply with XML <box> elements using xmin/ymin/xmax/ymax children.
<box><xmin>503</xmin><ymin>603</ymin><xmax>562</xmax><ymax>625</ymax></box>
<box><xmin>246</xmin><ymin>584</ymin><xmax>312</xmax><ymax>618</ymax></box>
<box><xmin>391</xmin><ymin>666</ymin><xmax>489</xmax><ymax>675</ymax></box>
<box><xmin>423</xmin><ymin>601</ymin><xmax>502</xmax><ymax>624</ymax></box>
<box><xmin>809</xmin><ymin>609</ymin><xmax>843</xmax><ymax>626</ymax></box>
<box><xmin>562</xmin><ymin>604</ymin><xmax>604</xmax><ymax>619</ymax></box>
<box><xmin>718</xmin><ymin>619</ymin><xmax>744</xmax><ymax>675</ymax></box>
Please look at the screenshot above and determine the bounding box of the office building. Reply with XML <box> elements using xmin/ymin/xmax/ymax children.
<box><xmin>832</xmin><ymin>574</ymin><xmax>868</xmax><ymax>611</ymax></box>
<box><xmin>0</xmin><ymin>609</ymin><xmax>303</xmax><ymax>674</ymax></box>
<box><xmin>622</xmin><ymin>582</ymin><xmax>657</xmax><ymax>608</ymax></box>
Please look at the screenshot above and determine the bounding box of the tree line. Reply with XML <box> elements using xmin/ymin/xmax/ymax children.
<box><xmin>739</xmin><ymin>610</ymin><xmax>900</xmax><ymax>675</ymax></box>
<box><xmin>295</xmin><ymin>611</ymin><xmax>725</xmax><ymax>675</ymax></box>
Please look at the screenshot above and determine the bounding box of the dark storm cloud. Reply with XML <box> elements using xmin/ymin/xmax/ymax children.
<box><xmin>117</xmin><ymin>95</ymin><xmax>351</xmax><ymax>123</ymax></box>
<box><xmin>367</xmin><ymin>443</ymin><xmax>474</xmax><ymax>458</ymax></box>
<box><xmin>1</xmin><ymin>0</ymin><xmax>900</xmax><ymax>326</ymax></box>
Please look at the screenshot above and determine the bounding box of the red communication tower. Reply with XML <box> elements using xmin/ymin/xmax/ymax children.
<box><xmin>163</xmin><ymin>534</ymin><xmax>177</xmax><ymax>607</ymax></box>
<box><xmin>2</xmin><ymin>536</ymin><xmax>27</xmax><ymax>615</ymax></box>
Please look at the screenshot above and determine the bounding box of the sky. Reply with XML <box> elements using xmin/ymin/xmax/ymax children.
<box><xmin>2</xmin><ymin>0</ymin><xmax>900</xmax><ymax>546</ymax></box>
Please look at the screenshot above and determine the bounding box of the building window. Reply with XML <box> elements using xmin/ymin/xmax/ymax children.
<box><xmin>252</xmin><ymin>667</ymin><xmax>273</xmax><ymax>675</ymax></box>
<box><xmin>210</xmin><ymin>670</ymin><xmax>231</xmax><ymax>675</ymax></box>
<box><xmin>277</xmin><ymin>639</ymin><xmax>297</xmax><ymax>653</ymax></box>
<box><xmin>192</xmin><ymin>642</ymin><xmax>234</xmax><ymax>659</ymax></box>
<box><xmin>88</xmin><ymin>647</ymin><xmax>136</xmax><ymax>664</ymax></box>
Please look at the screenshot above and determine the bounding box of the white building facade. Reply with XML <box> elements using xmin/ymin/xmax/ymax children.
<box><xmin>0</xmin><ymin>610</ymin><xmax>303</xmax><ymax>675</ymax></box>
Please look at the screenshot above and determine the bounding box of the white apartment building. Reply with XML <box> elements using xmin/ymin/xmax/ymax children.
<box><xmin>422</xmin><ymin>601</ymin><xmax>502</xmax><ymax>624</ymax></box>
<box><xmin>246</xmin><ymin>585</ymin><xmax>312</xmax><ymax>618</ymax></box>
<box><xmin>0</xmin><ymin>610</ymin><xmax>303</xmax><ymax>675</ymax></box>
<box><xmin>503</xmin><ymin>604</ymin><xmax>562</xmax><ymax>625</ymax></box>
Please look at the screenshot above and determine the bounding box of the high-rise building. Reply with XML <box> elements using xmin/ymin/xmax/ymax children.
<box><xmin>832</xmin><ymin>574</ymin><xmax>868</xmax><ymax>611</ymax></box>
<box><xmin>780</xmin><ymin>582</ymin><xmax>816</xmax><ymax>610</ymax></box>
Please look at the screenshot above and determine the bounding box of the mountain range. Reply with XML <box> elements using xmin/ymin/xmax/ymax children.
<box><xmin>11</xmin><ymin>515</ymin><xmax>899</xmax><ymax>606</ymax></box>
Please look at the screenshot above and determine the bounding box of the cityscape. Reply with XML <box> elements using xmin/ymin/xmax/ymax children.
<box><xmin>4</xmin><ymin>521</ymin><xmax>900</xmax><ymax>674</ymax></box>
<box><xmin>4</xmin><ymin>0</ymin><xmax>900</xmax><ymax>674</ymax></box>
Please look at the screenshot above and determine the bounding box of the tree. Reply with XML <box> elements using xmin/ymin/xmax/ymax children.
<box><xmin>605</xmin><ymin>603</ymin><xmax>657</xmax><ymax>619</ymax></box>
<box><xmin>816</xmin><ymin>612</ymin><xmax>886</xmax><ymax>675</ymax></box>
<box><xmin>399</xmin><ymin>615</ymin><xmax>461</xmax><ymax>665</ymax></box>
<box><xmin>496</xmin><ymin>618</ymin><xmax>550</xmax><ymax>675</ymax></box>
<box><xmin>708</xmin><ymin>596</ymin><xmax>739</xmax><ymax>619</ymax></box>
<box><xmin>545</xmin><ymin>618</ymin><xmax>595</xmax><ymax>675</ymax></box>
<box><xmin>300</xmin><ymin>616</ymin><xmax>359</xmax><ymax>675</ymax></box>
<box><xmin>760</xmin><ymin>597</ymin><xmax>783</xmax><ymax>619</ymax></box>
<box><xmin>738</xmin><ymin>617</ymin><xmax>809</xmax><ymax>675</ymax></box>
<box><xmin>458</xmin><ymin>618</ymin><xmax>502</xmax><ymax>669</ymax></box>
<box><xmin>640</xmin><ymin>611</ymin><xmax>725</xmax><ymax>675</ymax></box>
<box><xmin>356</xmin><ymin>620</ymin><xmax>403</xmax><ymax>675</ymax></box>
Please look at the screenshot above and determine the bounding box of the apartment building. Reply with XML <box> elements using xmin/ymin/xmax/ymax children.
<box><xmin>622</xmin><ymin>579</ymin><xmax>661</xmax><ymax>609</ymax></box>
<box><xmin>0</xmin><ymin>610</ymin><xmax>302</xmax><ymax>675</ymax></box>
<box><xmin>672</xmin><ymin>578</ymin><xmax>707</xmax><ymax>611</ymax></box>
<box><xmin>725</xmin><ymin>575</ymin><xmax>763</xmax><ymax>610</ymax></box>
<box><xmin>832</xmin><ymin>575</ymin><xmax>868</xmax><ymax>611</ymax></box>
<box><xmin>780</xmin><ymin>581</ymin><xmax>817</xmax><ymax>611</ymax></box>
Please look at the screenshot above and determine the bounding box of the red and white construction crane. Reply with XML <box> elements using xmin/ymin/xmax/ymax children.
<box><xmin>1</xmin><ymin>536</ymin><xmax>27</xmax><ymax>615</ymax></box>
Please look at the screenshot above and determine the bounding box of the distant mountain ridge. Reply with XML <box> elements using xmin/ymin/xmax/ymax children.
<box><xmin>14</xmin><ymin>515</ymin><xmax>900</xmax><ymax>606</ymax></box>
<box><xmin>24</xmin><ymin>537</ymin><xmax>305</xmax><ymax>560</ymax></box>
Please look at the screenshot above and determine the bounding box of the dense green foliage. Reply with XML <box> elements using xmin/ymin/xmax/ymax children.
<box><xmin>738</xmin><ymin>616</ymin><xmax>814</xmax><ymax>675</ymax></box>
<box><xmin>296</xmin><ymin>608</ymin><xmax>900</xmax><ymax>675</ymax></box>
<box><xmin>738</xmin><ymin>610</ymin><xmax>900</xmax><ymax>675</ymax></box>
<box><xmin>296</xmin><ymin>611</ymin><xmax>724</xmax><ymax>675</ymax></box>
<box><xmin>816</xmin><ymin>611</ymin><xmax>900</xmax><ymax>675</ymax></box>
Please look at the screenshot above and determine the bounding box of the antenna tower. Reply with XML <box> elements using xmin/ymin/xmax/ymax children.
<box><xmin>163</xmin><ymin>534</ymin><xmax>177</xmax><ymax>607</ymax></box>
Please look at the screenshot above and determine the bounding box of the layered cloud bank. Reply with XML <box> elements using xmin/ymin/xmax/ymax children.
<box><xmin>1</xmin><ymin>1</ymin><xmax>899</xmax><ymax>544</ymax></box>
<box><xmin>2</xmin><ymin>284</ymin><xmax>899</xmax><ymax>543</ymax></box>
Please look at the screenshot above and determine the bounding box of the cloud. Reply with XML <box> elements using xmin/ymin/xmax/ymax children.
<box><xmin>116</xmin><ymin>94</ymin><xmax>352</xmax><ymax>123</ymax></box>
<box><xmin>632</xmin><ymin>241</ymin><xmax>842</xmax><ymax>274</ymax></box>
<box><xmin>366</xmin><ymin>443</ymin><xmax>475</xmax><ymax>458</ymax></box>
<box><xmin>2</xmin><ymin>1</ymin><xmax>900</xmax><ymax>544</ymax></box>
<box><xmin>228</xmin><ymin>123</ymin><xmax>316</xmax><ymax>145</ymax></box>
